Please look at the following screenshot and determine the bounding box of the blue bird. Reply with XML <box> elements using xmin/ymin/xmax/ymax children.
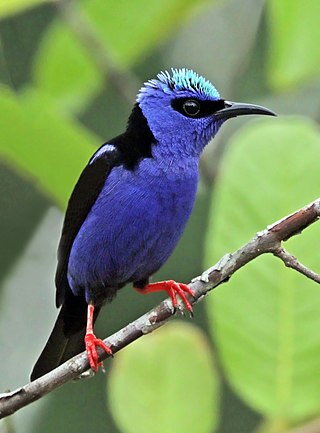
<box><xmin>31</xmin><ymin>68</ymin><xmax>275</xmax><ymax>380</ymax></box>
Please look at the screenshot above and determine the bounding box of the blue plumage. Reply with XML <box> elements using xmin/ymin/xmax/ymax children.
<box><xmin>68</xmin><ymin>158</ymin><xmax>198</xmax><ymax>304</ymax></box>
<box><xmin>31</xmin><ymin>69</ymin><xmax>275</xmax><ymax>380</ymax></box>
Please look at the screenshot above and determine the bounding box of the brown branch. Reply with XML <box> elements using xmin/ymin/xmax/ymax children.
<box><xmin>273</xmin><ymin>246</ymin><xmax>320</xmax><ymax>284</ymax></box>
<box><xmin>1</xmin><ymin>198</ymin><xmax>320</xmax><ymax>418</ymax></box>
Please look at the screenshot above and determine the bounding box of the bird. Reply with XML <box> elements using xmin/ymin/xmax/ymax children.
<box><xmin>30</xmin><ymin>68</ymin><xmax>275</xmax><ymax>380</ymax></box>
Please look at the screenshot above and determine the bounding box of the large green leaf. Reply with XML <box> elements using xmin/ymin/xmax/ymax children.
<box><xmin>267</xmin><ymin>0</ymin><xmax>320</xmax><ymax>91</ymax></box>
<box><xmin>205</xmin><ymin>117</ymin><xmax>320</xmax><ymax>423</ymax></box>
<box><xmin>32</xmin><ymin>0</ymin><xmax>209</xmax><ymax>110</ymax></box>
<box><xmin>0</xmin><ymin>87</ymin><xmax>100</xmax><ymax>208</ymax></box>
<box><xmin>0</xmin><ymin>0</ymin><xmax>48</xmax><ymax>18</ymax></box>
<box><xmin>108</xmin><ymin>322</ymin><xmax>219</xmax><ymax>433</ymax></box>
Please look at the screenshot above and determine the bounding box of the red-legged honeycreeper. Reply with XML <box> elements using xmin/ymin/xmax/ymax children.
<box><xmin>31</xmin><ymin>68</ymin><xmax>276</xmax><ymax>380</ymax></box>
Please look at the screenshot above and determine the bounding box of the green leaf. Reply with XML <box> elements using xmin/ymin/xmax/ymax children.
<box><xmin>0</xmin><ymin>208</ymin><xmax>60</xmax><ymax>391</ymax></box>
<box><xmin>108</xmin><ymin>322</ymin><xmax>219</xmax><ymax>433</ymax></box>
<box><xmin>205</xmin><ymin>117</ymin><xmax>320</xmax><ymax>423</ymax></box>
<box><xmin>0</xmin><ymin>87</ymin><xmax>100</xmax><ymax>208</ymax></box>
<box><xmin>33</xmin><ymin>0</ymin><xmax>208</xmax><ymax>110</ymax></box>
<box><xmin>0</xmin><ymin>0</ymin><xmax>48</xmax><ymax>18</ymax></box>
<box><xmin>267</xmin><ymin>0</ymin><xmax>320</xmax><ymax>91</ymax></box>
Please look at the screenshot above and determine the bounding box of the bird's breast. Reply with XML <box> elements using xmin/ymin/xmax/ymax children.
<box><xmin>67</xmin><ymin>159</ymin><xmax>199</xmax><ymax>299</ymax></box>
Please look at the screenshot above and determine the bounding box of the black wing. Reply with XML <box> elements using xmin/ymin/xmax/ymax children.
<box><xmin>55</xmin><ymin>145</ymin><xmax>120</xmax><ymax>307</ymax></box>
<box><xmin>55</xmin><ymin>104</ymin><xmax>157</xmax><ymax>307</ymax></box>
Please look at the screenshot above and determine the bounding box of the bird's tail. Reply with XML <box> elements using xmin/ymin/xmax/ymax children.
<box><xmin>30</xmin><ymin>294</ymin><xmax>100</xmax><ymax>381</ymax></box>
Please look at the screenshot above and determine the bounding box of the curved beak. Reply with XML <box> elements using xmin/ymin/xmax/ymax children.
<box><xmin>214</xmin><ymin>101</ymin><xmax>277</xmax><ymax>121</ymax></box>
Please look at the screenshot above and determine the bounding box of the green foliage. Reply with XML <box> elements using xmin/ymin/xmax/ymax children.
<box><xmin>205</xmin><ymin>118</ymin><xmax>320</xmax><ymax>424</ymax></box>
<box><xmin>268</xmin><ymin>0</ymin><xmax>320</xmax><ymax>91</ymax></box>
<box><xmin>33</xmin><ymin>0</ymin><xmax>209</xmax><ymax>111</ymax></box>
<box><xmin>0</xmin><ymin>0</ymin><xmax>48</xmax><ymax>18</ymax></box>
<box><xmin>0</xmin><ymin>87</ymin><xmax>100</xmax><ymax>208</ymax></box>
<box><xmin>0</xmin><ymin>0</ymin><xmax>320</xmax><ymax>432</ymax></box>
<box><xmin>108</xmin><ymin>322</ymin><xmax>219</xmax><ymax>433</ymax></box>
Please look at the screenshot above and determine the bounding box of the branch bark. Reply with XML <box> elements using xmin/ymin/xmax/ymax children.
<box><xmin>1</xmin><ymin>198</ymin><xmax>320</xmax><ymax>418</ymax></box>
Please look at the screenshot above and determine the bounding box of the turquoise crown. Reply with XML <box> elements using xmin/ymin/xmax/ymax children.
<box><xmin>137</xmin><ymin>68</ymin><xmax>220</xmax><ymax>102</ymax></box>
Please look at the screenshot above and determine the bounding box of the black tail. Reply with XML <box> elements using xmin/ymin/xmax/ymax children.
<box><xmin>30</xmin><ymin>294</ymin><xmax>100</xmax><ymax>381</ymax></box>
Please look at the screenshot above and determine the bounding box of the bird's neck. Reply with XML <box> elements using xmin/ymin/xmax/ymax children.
<box><xmin>117</xmin><ymin>103</ymin><xmax>201</xmax><ymax>175</ymax></box>
<box><xmin>114</xmin><ymin>104</ymin><xmax>155</xmax><ymax>170</ymax></box>
<box><xmin>135</xmin><ymin>148</ymin><xmax>199</xmax><ymax>183</ymax></box>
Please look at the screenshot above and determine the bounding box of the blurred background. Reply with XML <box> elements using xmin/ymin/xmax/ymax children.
<box><xmin>0</xmin><ymin>0</ymin><xmax>320</xmax><ymax>432</ymax></box>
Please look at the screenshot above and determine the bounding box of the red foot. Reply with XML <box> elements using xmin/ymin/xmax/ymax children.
<box><xmin>136</xmin><ymin>280</ymin><xmax>195</xmax><ymax>314</ymax></box>
<box><xmin>85</xmin><ymin>332</ymin><xmax>113</xmax><ymax>373</ymax></box>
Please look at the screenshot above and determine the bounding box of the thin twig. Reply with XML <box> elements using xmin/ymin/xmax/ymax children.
<box><xmin>273</xmin><ymin>246</ymin><xmax>320</xmax><ymax>284</ymax></box>
<box><xmin>1</xmin><ymin>198</ymin><xmax>320</xmax><ymax>418</ymax></box>
<box><xmin>53</xmin><ymin>0</ymin><xmax>140</xmax><ymax>104</ymax></box>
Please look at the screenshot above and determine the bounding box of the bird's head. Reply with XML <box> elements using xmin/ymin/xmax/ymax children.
<box><xmin>137</xmin><ymin>68</ymin><xmax>275</xmax><ymax>158</ymax></box>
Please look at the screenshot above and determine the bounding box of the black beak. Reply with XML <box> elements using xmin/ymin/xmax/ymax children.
<box><xmin>214</xmin><ymin>100</ymin><xmax>277</xmax><ymax>121</ymax></box>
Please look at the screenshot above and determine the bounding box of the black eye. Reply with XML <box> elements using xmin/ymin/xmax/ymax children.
<box><xmin>171</xmin><ymin>97</ymin><xmax>225</xmax><ymax>118</ymax></box>
<box><xmin>182</xmin><ymin>99</ymin><xmax>201</xmax><ymax>117</ymax></box>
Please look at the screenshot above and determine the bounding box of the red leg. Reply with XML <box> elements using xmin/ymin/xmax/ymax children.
<box><xmin>85</xmin><ymin>304</ymin><xmax>112</xmax><ymax>372</ymax></box>
<box><xmin>135</xmin><ymin>280</ymin><xmax>195</xmax><ymax>314</ymax></box>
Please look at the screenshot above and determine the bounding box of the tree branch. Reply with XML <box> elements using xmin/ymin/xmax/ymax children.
<box><xmin>1</xmin><ymin>198</ymin><xmax>320</xmax><ymax>418</ymax></box>
<box><xmin>273</xmin><ymin>246</ymin><xmax>320</xmax><ymax>283</ymax></box>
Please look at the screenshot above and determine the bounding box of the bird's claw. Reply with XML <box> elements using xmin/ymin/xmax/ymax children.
<box><xmin>85</xmin><ymin>333</ymin><xmax>113</xmax><ymax>372</ymax></box>
<box><xmin>165</xmin><ymin>280</ymin><xmax>194</xmax><ymax>313</ymax></box>
<box><xmin>136</xmin><ymin>280</ymin><xmax>195</xmax><ymax>315</ymax></box>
